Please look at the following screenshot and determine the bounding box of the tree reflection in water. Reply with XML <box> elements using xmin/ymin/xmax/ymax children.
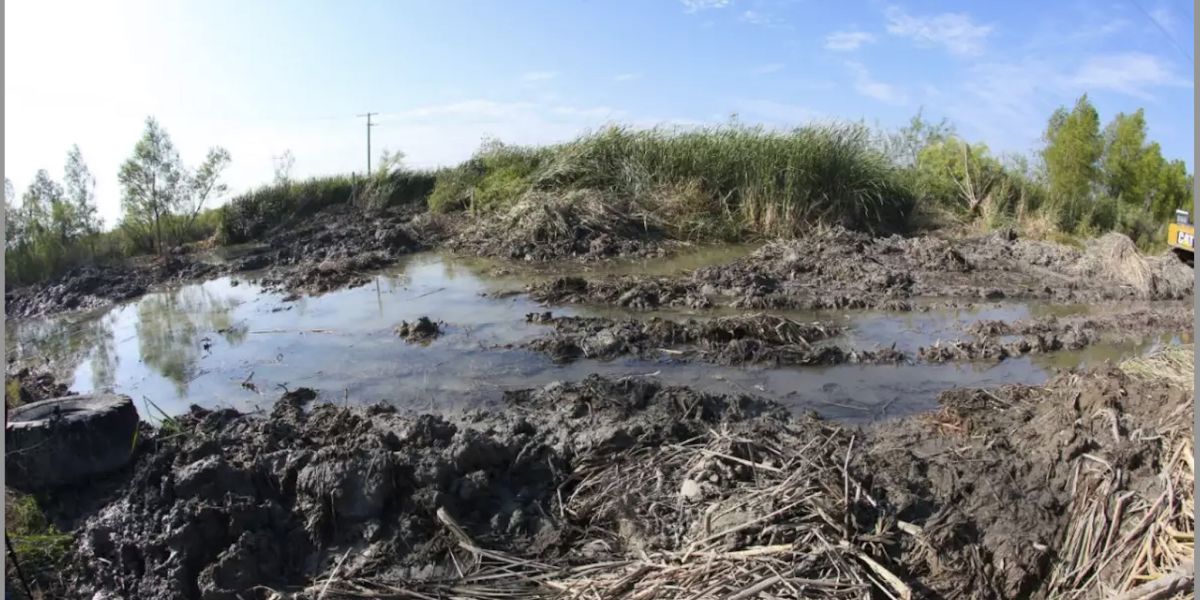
<box><xmin>135</xmin><ymin>286</ymin><xmax>244</xmax><ymax>394</ymax></box>
<box><xmin>7</xmin><ymin>311</ymin><xmax>117</xmax><ymax>390</ymax></box>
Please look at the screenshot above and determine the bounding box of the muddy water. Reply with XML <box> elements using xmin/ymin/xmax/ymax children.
<box><xmin>6</xmin><ymin>249</ymin><xmax>1180</xmax><ymax>423</ymax></box>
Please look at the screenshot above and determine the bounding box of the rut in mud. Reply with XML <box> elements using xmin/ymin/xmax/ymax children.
<box><xmin>49</xmin><ymin>345</ymin><xmax>1192</xmax><ymax>599</ymax></box>
<box><xmin>528</xmin><ymin>228</ymin><xmax>1193</xmax><ymax>312</ymax></box>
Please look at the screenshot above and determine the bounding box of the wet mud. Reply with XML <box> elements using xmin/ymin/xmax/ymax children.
<box><xmin>5</xmin><ymin>255</ymin><xmax>218</xmax><ymax>319</ymax></box>
<box><xmin>46</xmin><ymin>349</ymin><xmax>1191</xmax><ymax>599</ymax></box>
<box><xmin>523</xmin><ymin>303</ymin><xmax>1192</xmax><ymax>368</ymax></box>
<box><xmin>395</xmin><ymin>316</ymin><xmax>445</xmax><ymax>344</ymax></box>
<box><xmin>243</xmin><ymin>204</ymin><xmax>430</xmax><ymax>297</ymax></box>
<box><xmin>528</xmin><ymin>228</ymin><xmax>1193</xmax><ymax>312</ymax></box>
<box><xmin>522</xmin><ymin>312</ymin><xmax>907</xmax><ymax>366</ymax></box>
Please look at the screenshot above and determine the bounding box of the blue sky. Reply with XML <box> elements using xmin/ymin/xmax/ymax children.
<box><xmin>6</xmin><ymin>0</ymin><xmax>1195</xmax><ymax>226</ymax></box>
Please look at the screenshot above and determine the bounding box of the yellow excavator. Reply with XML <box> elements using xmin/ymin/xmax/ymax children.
<box><xmin>1168</xmin><ymin>209</ymin><xmax>1194</xmax><ymax>267</ymax></box>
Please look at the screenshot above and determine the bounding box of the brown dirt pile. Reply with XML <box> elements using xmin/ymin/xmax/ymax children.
<box><xmin>528</xmin><ymin>228</ymin><xmax>1193</xmax><ymax>312</ymax></box>
<box><xmin>244</xmin><ymin>204</ymin><xmax>429</xmax><ymax>297</ymax></box>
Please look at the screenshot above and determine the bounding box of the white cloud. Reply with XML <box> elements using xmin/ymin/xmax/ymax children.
<box><xmin>885</xmin><ymin>6</ymin><xmax>992</xmax><ymax>57</ymax></box>
<box><xmin>824</xmin><ymin>30</ymin><xmax>876</xmax><ymax>51</ymax></box>
<box><xmin>521</xmin><ymin>71</ymin><xmax>558</xmax><ymax>82</ymax></box>
<box><xmin>846</xmin><ymin>61</ymin><xmax>907</xmax><ymax>104</ymax></box>
<box><xmin>1067</xmin><ymin>52</ymin><xmax>1191</xmax><ymax>99</ymax></box>
<box><xmin>613</xmin><ymin>73</ymin><xmax>643</xmax><ymax>82</ymax></box>
<box><xmin>681</xmin><ymin>0</ymin><xmax>731</xmax><ymax>13</ymax></box>
<box><xmin>739</xmin><ymin>10</ymin><xmax>788</xmax><ymax>28</ymax></box>
<box><xmin>750</xmin><ymin>63</ymin><xmax>786</xmax><ymax>76</ymax></box>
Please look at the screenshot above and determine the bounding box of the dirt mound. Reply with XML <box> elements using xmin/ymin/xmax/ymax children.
<box><xmin>62</xmin><ymin>377</ymin><xmax>780</xmax><ymax>599</ymax></box>
<box><xmin>528</xmin><ymin>228</ymin><xmax>1193</xmax><ymax>312</ymax></box>
<box><xmin>449</xmin><ymin>191</ymin><xmax>676</xmax><ymax>262</ymax></box>
<box><xmin>864</xmin><ymin>350</ymin><xmax>1193</xmax><ymax>598</ymax></box>
<box><xmin>395</xmin><ymin>316</ymin><xmax>444</xmax><ymax>344</ymax></box>
<box><xmin>240</xmin><ymin>203</ymin><xmax>428</xmax><ymax>297</ymax></box>
<box><xmin>966</xmin><ymin>304</ymin><xmax>1194</xmax><ymax>338</ymax></box>
<box><xmin>523</xmin><ymin>313</ymin><xmax>910</xmax><ymax>366</ymax></box>
<box><xmin>5</xmin><ymin>256</ymin><xmax>218</xmax><ymax>319</ymax></box>
<box><xmin>1064</xmin><ymin>233</ymin><xmax>1193</xmax><ymax>300</ymax></box>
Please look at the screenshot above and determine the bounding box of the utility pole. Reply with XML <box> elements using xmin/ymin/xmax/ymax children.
<box><xmin>357</xmin><ymin>112</ymin><xmax>377</xmax><ymax>174</ymax></box>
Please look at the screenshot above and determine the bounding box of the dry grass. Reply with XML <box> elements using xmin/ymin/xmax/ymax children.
<box><xmin>1042</xmin><ymin>345</ymin><xmax>1195</xmax><ymax>599</ymax></box>
<box><xmin>306</xmin><ymin>423</ymin><xmax>914</xmax><ymax>600</ymax></box>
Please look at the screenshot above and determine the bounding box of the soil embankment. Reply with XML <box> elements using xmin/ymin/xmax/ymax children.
<box><xmin>36</xmin><ymin>346</ymin><xmax>1192</xmax><ymax>599</ymax></box>
<box><xmin>528</xmin><ymin>229</ymin><xmax>1193</xmax><ymax>311</ymax></box>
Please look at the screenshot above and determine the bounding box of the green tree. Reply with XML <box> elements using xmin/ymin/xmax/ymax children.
<box><xmin>119</xmin><ymin>118</ymin><xmax>184</xmax><ymax>253</ymax></box>
<box><xmin>1101</xmin><ymin>109</ymin><xmax>1148</xmax><ymax>203</ymax></box>
<box><xmin>63</xmin><ymin>145</ymin><xmax>102</xmax><ymax>248</ymax></box>
<box><xmin>1041</xmin><ymin>95</ymin><xmax>1103</xmax><ymax>229</ymax></box>
<box><xmin>118</xmin><ymin>117</ymin><xmax>230</xmax><ymax>253</ymax></box>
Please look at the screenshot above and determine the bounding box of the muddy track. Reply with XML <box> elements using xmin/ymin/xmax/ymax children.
<box><xmin>528</xmin><ymin>229</ymin><xmax>1193</xmax><ymax>312</ymax></box>
<box><xmin>44</xmin><ymin>350</ymin><xmax>1190</xmax><ymax>599</ymax></box>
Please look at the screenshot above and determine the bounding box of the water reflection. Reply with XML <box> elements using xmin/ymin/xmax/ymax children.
<box><xmin>135</xmin><ymin>285</ymin><xmax>244</xmax><ymax>394</ymax></box>
<box><xmin>7</xmin><ymin>311</ymin><xmax>117</xmax><ymax>389</ymax></box>
<box><xmin>6</xmin><ymin>249</ymin><xmax>1180</xmax><ymax>421</ymax></box>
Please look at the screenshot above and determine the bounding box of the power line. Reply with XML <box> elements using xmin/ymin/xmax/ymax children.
<box><xmin>357</xmin><ymin>112</ymin><xmax>378</xmax><ymax>174</ymax></box>
<box><xmin>1127</xmin><ymin>0</ymin><xmax>1192</xmax><ymax>63</ymax></box>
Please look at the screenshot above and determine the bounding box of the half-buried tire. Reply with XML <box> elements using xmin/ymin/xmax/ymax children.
<box><xmin>6</xmin><ymin>394</ymin><xmax>139</xmax><ymax>492</ymax></box>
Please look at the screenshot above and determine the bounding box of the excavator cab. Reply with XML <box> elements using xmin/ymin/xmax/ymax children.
<box><xmin>1168</xmin><ymin>209</ymin><xmax>1194</xmax><ymax>267</ymax></box>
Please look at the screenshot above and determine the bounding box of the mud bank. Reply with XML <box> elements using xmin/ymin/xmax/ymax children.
<box><xmin>522</xmin><ymin>312</ymin><xmax>907</xmax><ymax>365</ymax></box>
<box><xmin>242</xmin><ymin>203</ymin><xmax>437</xmax><ymax>297</ymax></box>
<box><xmin>47</xmin><ymin>345</ymin><xmax>1192</xmax><ymax>599</ymax></box>
<box><xmin>522</xmin><ymin>303</ymin><xmax>1192</xmax><ymax>367</ymax></box>
<box><xmin>5</xmin><ymin>255</ymin><xmax>218</xmax><ymax>319</ymax></box>
<box><xmin>528</xmin><ymin>229</ymin><xmax>1193</xmax><ymax>312</ymax></box>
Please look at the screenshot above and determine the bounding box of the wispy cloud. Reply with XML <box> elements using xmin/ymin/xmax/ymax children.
<box><xmin>739</xmin><ymin>10</ymin><xmax>789</xmax><ymax>28</ymax></box>
<box><xmin>750</xmin><ymin>63</ymin><xmax>786</xmax><ymax>76</ymax></box>
<box><xmin>885</xmin><ymin>6</ymin><xmax>992</xmax><ymax>57</ymax></box>
<box><xmin>521</xmin><ymin>71</ymin><xmax>558</xmax><ymax>82</ymax></box>
<box><xmin>613</xmin><ymin>72</ymin><xmax>643</xmax><ymax>82</ymax></box>
<box><xmin>1067</xmin><ymin>52</ymin><xmax>1191</xmax><ymax>99</ymax></box>
<box><xmin>846</xmin><ymin>61</ymin><xmax>907</xmax><ymax>104</ymax></box>
<box><xmin>680</xmin><ymin>0</ymin><xmax>731</xmax><ymax>13</ymax></box>
<box><xmin>824</xmin><ymin>30</ymin><xmax>876</xmax><ymax>51</ymax></box>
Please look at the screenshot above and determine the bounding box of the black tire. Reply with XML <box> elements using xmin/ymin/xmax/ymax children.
<box><xmin>6</xmin><ymin>394</ymin><xmax>140</xmax><ymax>492</ymax></box>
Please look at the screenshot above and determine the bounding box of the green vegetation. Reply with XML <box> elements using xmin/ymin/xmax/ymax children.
<box><xmin>429</xmin><ymin>124</ymin><xmax>913</xmax><ymax>239</ymax></box>
<box><xmin>6</xmin><ymin>118</ymin><xmax>231</xmax><ymax>286</ymax></box>
<box><xmin>218</xmin><ymin>168</ymin><xmax>436</xmax><ymax>244</ymax></box>
<box><xmin>5</xmin><ymin>491</ymin><xmax>73</xmax><ymax>597</ymax></box>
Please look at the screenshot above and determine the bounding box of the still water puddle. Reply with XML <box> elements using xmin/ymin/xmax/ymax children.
<box><xmin>6</xmin><ymin>250</ymin><xmax>1178</xmax><ymax>423</ymax></box>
